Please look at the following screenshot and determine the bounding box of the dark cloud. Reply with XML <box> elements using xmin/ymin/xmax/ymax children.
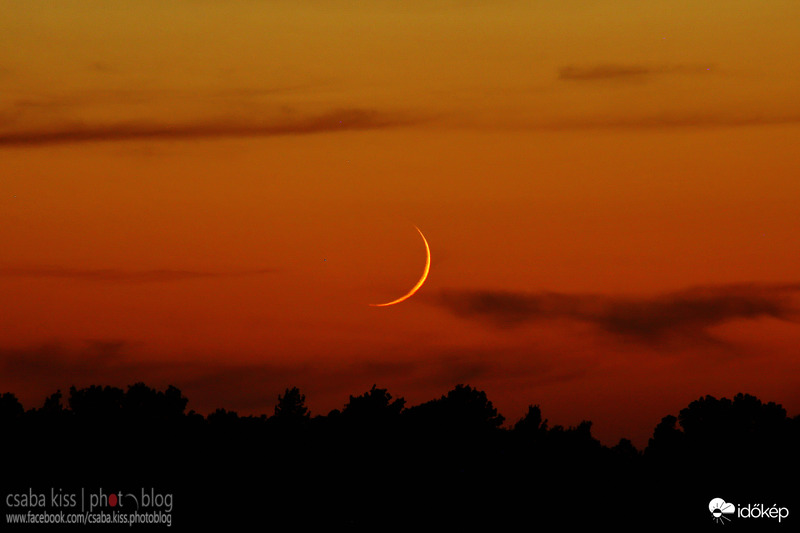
<box><xmin>0</xmin><ymin>341</ymin><xmax>139</xmax><ymax>383</ymax></box>
<box><xmin>0</xmin><ymin>266</ymin><xmax>276</xmax><ymax>282</ymax></box>
<box><xmin>0</xmin><ymin>342</ymin><xmax>584</xmax><ymax>415</ymax></box>
<box><xmin>0</xmin><ymin>108</ymin><xmax>414</xmax><ymax>147</ymax></box>
<box><xmin>437</xmin><ymin>283</ymin><xmax>800</xmax><ymax>344</ymax></box>
<box><xmin>0</xmin><ymin>345</ymin><xmax>368</xmax><ymax>414</ymax></box>
<box><xmin>558</xmin><ymin>63</ymin><xmax>714</xmax><ymax>81</ymax></box>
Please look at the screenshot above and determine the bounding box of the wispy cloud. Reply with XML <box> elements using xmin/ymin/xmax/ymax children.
<box><xmin>0</xmin><ymin>108</ymin><xmax>415</xmax><ymax>147</ymax></box>
<box><xmin>558</xmin><ymin>63</ymin><xmax>714</xmax><ymax>82</ymax></box>
<box><xmin>0</xmin><ymin>341</ymin><xmax>137</xmax><ymax>381</ymax></box>
<box><xmin>0</xmin><ymin>266</ymin><xmax>276</xmax><ymax>282</ymax></box>
<box><xmin>437</xmin><ymin>283</ymin><xmax>800</xmax><ymax>344</ymax></box>
<box><xmin>0</xmin><ymin>342</ymin><xmax>585</xmax><ymax>414</ymax></box>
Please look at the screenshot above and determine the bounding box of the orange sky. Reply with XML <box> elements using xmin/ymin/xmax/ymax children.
<box><xmin>2</xmin><ymin>0</ymin><xmax>800</xmax><ymax>447</ymax></box>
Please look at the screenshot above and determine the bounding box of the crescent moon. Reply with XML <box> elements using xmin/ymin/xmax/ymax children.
<box><xmin>370</xmin><ymin>226</ymin><xmax>431</xmax><ymax>307</ymax></box>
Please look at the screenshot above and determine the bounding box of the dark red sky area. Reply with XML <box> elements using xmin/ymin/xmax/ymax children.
<box><xmin>2</xmin><ymin>0</ymin><xmax>800</xmax><ymax>448</ymax></box>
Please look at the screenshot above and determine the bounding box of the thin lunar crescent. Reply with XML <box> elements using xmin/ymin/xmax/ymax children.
<box><xmin>370</xmin><ymin>226</ymin><xmax>431</xmax><ymax>307</ymax></box>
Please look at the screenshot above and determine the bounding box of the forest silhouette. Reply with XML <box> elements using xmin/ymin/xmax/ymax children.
<box><xmin>2</xmin><ymin>383</ymin><xmax>798</xmax><ymax>529</ymax></box>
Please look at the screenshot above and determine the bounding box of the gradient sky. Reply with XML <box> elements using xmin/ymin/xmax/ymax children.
<box><xmin>2</xmin><ymin>0</ymin><xmax>800</xmax><ymax>447</ymax></box>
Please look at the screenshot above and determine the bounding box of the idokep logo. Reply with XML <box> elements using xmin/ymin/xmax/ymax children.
<box><xmin>709</xmin><ymin>498</ymin><xmax>735</xmax><ymax>524</ymax></box>
<box><xmin>709</xmin><ymin>497</ymin><xmax>790</xmax><ymax>525</ymax></box>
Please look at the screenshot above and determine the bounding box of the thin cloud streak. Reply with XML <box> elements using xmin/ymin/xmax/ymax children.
<box><xmin>437</xmin><ymin>283</ymin><xmax>800</xmax><ymax>344</ymax></box>
<box><xmin>0</xmin><ymin>266</ymin><xmax>276</xmax><ymax>282</ymax></box>
<box><xmin>558</xmin><ymin>63</ymin><xmax>714</xmax><ymax>81</ymax></box>
<box><xmin>0</xmin><ymin>108</ymin><xmax>414</xmax><ymax>147</ymax></box>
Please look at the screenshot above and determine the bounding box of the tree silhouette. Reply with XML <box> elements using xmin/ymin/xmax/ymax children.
<box><xmin>207</xmin><ymin>407</ymin><xmax>240</xmax><ymax>424</ymax></box>
<box><xmin>406</xmin><ymin>383</ymin><xmax>504</xmax><ymax>436</ymax></box>
<box><xmin>645</xmin><ymin>414</ymin><xmax>685</xmax><ymax>460</ymax></box>
<box><xmin>610</xmin><ymin>437</ymin><xmax>639</xmax><ymax>459</ymax></box>
<box><xmin>68</xmin><ymin>385</ymin><xmax>124</xmax><ymax>421</ymax></box>
<box><xmin>273</xmin><ymin>386</ymin><xmax>309</xmax><ymax>420</ymax></box>
<box><xmin>341</xmin><ymin>384</ymin><xmax>404</xmax><ymax>427</ymax></box>
<box><xmin>41</xmin><ymin>390</ymin><xmax>65</xmax><ymax>414</ymax></box>
<box><xmin>1</xmin><ymin>383</ymin><xmax>798</xmax><ymax>529</ymax></box>
<box><xmin>514</xmin><ymin>404</ymin><xmax>548</xmax><ymax>440</ymax></box>
<box><xmin>645</xmin><ymin>393</ymin><xmax>796</xmax><ymax>468</ymax></box>
<box><xmin>25</xmin><ymin>390</ymin><xmax>68</xmax><ymax>429</ymax></box>
<box><xmin>0</xmin><ymin>392</ymin><xmax>24</xmax><ymax>420</ymax></box>
<box><xmin>123</xmin><ymin>382</ymin><xmax>188</xmax><ymax>421</ymax></box>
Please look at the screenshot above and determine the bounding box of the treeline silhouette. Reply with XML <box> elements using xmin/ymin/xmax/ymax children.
<box><xmin>2</xmin><ymin>384</ymin><xmax>798</xmax><ymax>529</ymax></box>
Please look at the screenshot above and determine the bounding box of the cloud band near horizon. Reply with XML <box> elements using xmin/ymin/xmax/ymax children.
<box><xmin>436</xmin><ymin>283</ymin><xmax>800</xmax><ymax>343</ymax></box>
<box><xmin>0</xmin><ymin>108</ymin><xmax>413</xmax><ymax>147</ymax></box>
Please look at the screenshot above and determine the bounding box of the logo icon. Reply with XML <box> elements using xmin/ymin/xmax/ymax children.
<box><xmin>709</xmin><ymin>498</ymin><xmax>736</xmax><ymax>524</ymax></box>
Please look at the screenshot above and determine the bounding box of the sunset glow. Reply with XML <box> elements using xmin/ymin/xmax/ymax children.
<box><xmin>2</xmin><ymin>0</ymin><xmax>800</xmax><ymax>449</ymax></box>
